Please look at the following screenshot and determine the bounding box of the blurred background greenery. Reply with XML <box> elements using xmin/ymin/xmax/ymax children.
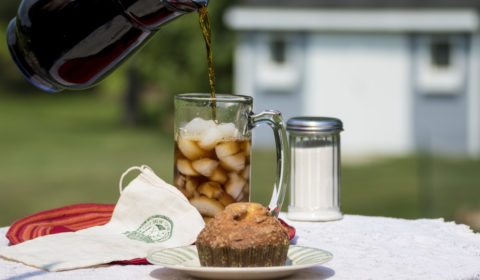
<box><xmin>0</xmin><ymin>1</ymin><xmax>479</xmax><ymax>231</ymax></box>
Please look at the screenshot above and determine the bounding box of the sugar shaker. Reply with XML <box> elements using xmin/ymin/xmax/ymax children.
<box><xmin>287</xmin><ymin>117</ymin><xmax>343</xmax><ymax>221</ymax></box>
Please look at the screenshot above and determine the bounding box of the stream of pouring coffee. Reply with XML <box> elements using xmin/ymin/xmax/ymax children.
<box><xmin>199</xmin><ymin>6</ymin><xmax>217</xmax><ymax>120</ymax></box>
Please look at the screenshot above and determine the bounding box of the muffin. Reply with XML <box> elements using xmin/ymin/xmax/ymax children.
<box><xmin>196</xmin><ymin>202</ymin><xmax>290</xmax><ymax>267</ymax></box>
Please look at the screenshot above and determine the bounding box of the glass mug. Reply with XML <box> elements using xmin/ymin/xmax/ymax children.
<box><xmin>173</xmin><ymin>93</ymin><xmax>289</xmax><ymax>220</ymax></box>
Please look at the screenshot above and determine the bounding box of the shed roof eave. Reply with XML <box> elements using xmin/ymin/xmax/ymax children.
<box><xmin>235</xmin><ymin>0</ymin><xmax>480</xmax><ymax>9</ymax></box>
<box><xmin>224</xmin><ymin>8</ymin><xmax>480</xmax><ymax>33</ymax></box>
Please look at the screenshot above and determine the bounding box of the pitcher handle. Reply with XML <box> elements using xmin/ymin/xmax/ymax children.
<box><xmin>249</xmin><ymin>110</ymin><xmax>290</xmax><ymax>217</ymax></box>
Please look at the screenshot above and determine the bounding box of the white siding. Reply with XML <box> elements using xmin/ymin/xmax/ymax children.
<box><xmin>233</xmin><ymin>33</ymin><xmax>256</xmax><ymax>98</ymax></box>
<box><xmin>303</xmin><ymin>34</ymin><xmax>412</xmax><ymax>156</ymax></box>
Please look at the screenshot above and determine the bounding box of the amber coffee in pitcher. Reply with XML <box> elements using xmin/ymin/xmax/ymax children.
<box><xmin>7</xmin><ymin>0</ymin><xmax>209</xmax><ymax>91</ymax></box>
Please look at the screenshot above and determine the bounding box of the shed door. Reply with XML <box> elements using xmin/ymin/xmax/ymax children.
<box><xmin>412</xmin><ymin>34</ymin><xmax>469</xmax><ymax>155</ymax></box>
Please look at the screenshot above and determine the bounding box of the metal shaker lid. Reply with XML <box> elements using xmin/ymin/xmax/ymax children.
<box><xmin>286</xmin><ymin>117</ymin><xmax>343</xmax><ymax>134</ymax></box>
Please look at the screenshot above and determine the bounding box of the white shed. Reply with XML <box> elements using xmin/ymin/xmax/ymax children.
<box><xmin>224</xmin><ymin>0</ymin><xmax>480</xmax><ymax>158</ymax></box>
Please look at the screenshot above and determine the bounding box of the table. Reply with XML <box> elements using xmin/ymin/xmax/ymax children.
<box><xmin>1</xmin><ymin>214</ymin><xmax>480</xmax><ymax>280</ymax></box>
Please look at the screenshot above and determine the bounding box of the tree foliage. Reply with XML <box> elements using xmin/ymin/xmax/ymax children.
<box><xmin>133</xmin><ymin>1</ymin><xmax>234</xmax><ymax>94</ymax></box>
<box><xmin>115</xmin><ymin>1</ymin><xmax>235</xmax><ymax>128</ymax></box>
<box><xmin>0</xmin><ymin>1</ymin><xmax>235</xmax><ymax>127</ymax></box>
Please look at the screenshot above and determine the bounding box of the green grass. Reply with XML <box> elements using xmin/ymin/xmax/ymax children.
<box><xmin>0</xmin><ymin>93</ymin><xmax>175</xmax><ymax>225</ymax></box>
<box><xmin>341</xmin><ymin>157</ymin><xmax>422</xmax><ymax>219</ymax></box>
<box><xmin>1</xmin><ymin>92</ymin><xmax>480</xmax><ymax>228</ymax></box>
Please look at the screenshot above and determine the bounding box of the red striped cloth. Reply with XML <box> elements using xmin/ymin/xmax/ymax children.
<box><xmin>6</xmin><ymin>204</ymin><xmax>114</xmax><ymax>245</ymax></box>
<box><xmin>6</xmin><ymin>203</ymin><xmax>296</xmax><ymax>265</ymax></box>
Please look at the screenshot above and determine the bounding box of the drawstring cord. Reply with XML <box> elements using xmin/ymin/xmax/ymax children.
<box><xmin>119</xmin><ymin>165</ymin><xmax>153</xmax><ymax>194</ymax></box>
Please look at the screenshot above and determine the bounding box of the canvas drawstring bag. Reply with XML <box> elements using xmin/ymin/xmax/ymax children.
<box><xmin>0</xmin><ymin>165</ymin><xmax>205</xmax><ymax>271</ymax></box>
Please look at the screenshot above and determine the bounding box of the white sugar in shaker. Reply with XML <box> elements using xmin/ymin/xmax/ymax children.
<box><xmin>287</xmin><ymin>117</ymin><xmax>343</xmax><ymax>221</ymax></box>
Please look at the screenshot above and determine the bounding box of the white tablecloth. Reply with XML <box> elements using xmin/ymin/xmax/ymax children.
<box><xmin>1</xmin><ymin>214</ymin><xmax>480</xmax><ymax>280</ymax></box>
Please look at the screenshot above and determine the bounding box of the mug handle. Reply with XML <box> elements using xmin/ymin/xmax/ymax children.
<box><xmin>249</xmin><ymin>110</ymin><xmax>290</xmax><ymax>217</ymax></box>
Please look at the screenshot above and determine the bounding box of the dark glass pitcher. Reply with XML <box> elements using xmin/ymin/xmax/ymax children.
<box><xmin>6</xmin><ymin>0</ymin><xmax>209</xmax><ymax>92</ymax></box>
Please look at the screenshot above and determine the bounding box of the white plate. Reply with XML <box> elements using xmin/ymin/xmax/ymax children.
<box><xmin>147</xmin><ymin>245</ymin><xmax>333</xmax><ymax>280</ymax></box>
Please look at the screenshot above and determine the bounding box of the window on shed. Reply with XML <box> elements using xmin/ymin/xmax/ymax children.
<box><xmin>270</xmin><ymin>38</ymin><xmax>286</xmax><ymax>64</ymax></box>
<box><xmin>430</xmin><ymin>40</ymin><xmax>451</xmax><ymax>68</ymax></box>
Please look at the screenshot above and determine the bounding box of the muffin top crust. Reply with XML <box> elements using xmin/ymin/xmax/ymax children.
<box><xmin>196</xmin><ymin>202</ymin><xmax>290</xmax><ymax>249</ymax></box>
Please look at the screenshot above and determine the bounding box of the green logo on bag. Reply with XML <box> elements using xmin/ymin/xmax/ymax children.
<box><xmin>123</xmin><ymin>215</ymin><xmax>173</xmax><ymax>243</ymax></box>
